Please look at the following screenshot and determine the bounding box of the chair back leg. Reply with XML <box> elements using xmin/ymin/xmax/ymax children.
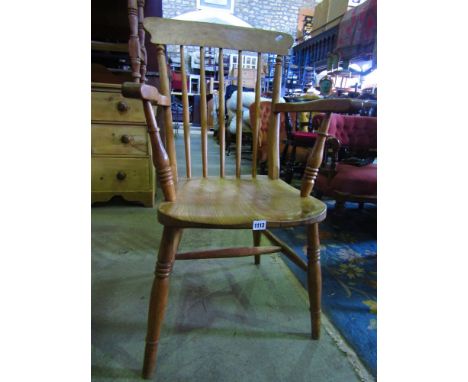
<box><xmin>253</xmin><ymin>230</ymin><xmax>262</xmax><ymax>265</ymax></box>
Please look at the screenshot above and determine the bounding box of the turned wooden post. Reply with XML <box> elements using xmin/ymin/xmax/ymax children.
<box><xmin>300</xmin><ymin>113</ymin><xmax>331</xmax><ymax>197</ymax></box>
<box><xmin>142</xmin><ymin>100</ymin><xmax>176</xmax><ymax>202</ymax></box>
<box><xmin>267</xmin><ymin>56</ymin><xmax>283</xmax><ymax>179</ymax></box>
<box><xmin>307</xmin><ymin>223</ymin><xmax>321</xmax><ymax>339</ymax></box>
<box><xmin>253</xmin><ymin>230</ymin><xmax>261</xmax><ymax>265</ymax></box>
<box><xmin>142</xmin><ymin>227</ymin><xmax>182</xmax><ymax>379</ymax></box>
<box><xmin>127</xmin><ymin>0</ymin><xmax>141</xmax><ymax>82</ymax></box>
<box><xmin>137</xmin><ymin>0</ymin><xmax>147</xmax><ymax>82</ymax></box>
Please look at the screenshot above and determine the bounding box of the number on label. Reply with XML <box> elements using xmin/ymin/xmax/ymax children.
<box><xmin>252</xmin><ymin>220</ymin><xmax>267</xmax><ymax>231</ymax></box>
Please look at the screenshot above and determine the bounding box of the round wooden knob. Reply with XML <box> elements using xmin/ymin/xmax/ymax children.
<box><xmin>116</xmin><ymin>171</ymin><xmax>127</xmax><ymax>181</ymax></box>
<box><xmin>117</xmin><ymin>101</ymin><xmax>128</xmax><ymax>112</ymax></box>
<box><xmin>121</xmin><ymin>134</ymin><xmax>131</xmax><ymax>144</ymax></box>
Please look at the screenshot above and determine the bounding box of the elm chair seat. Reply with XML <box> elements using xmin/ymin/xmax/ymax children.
<box><xmin>158</xmin><ymin>176</ymin><xmax>327</xmax><ymax>228</ymax></box>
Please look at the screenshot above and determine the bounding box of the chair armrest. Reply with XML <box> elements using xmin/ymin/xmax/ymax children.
<box><xmin>121</xmin><ymin>82</ymin><xmax>170</xmax><ymax>106</ymax></box>
<box><xmin>273</xmin><ymin>98</ymin><xmax>375</xmax><ymax>114</ymax></box>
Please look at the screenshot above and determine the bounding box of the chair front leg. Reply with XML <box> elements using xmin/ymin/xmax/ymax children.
<box><xmin>142</xmin><ymin>226</ymin><xmax>183</xmax><ymax>379</ymax></box>
<box><xmin>307</xmin><ymin>223</ymin><xmax>321</xmax><ymax>339</ymax></box>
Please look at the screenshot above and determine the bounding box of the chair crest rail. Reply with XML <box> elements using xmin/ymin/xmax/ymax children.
<box><xmin>143</xmin><ymin>17</ymin><xmax>293</xmax><ymax>54</ymax></box>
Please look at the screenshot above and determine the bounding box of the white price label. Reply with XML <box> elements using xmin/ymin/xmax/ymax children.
<box><xmin>252</xmin><ymin>220</ymin><xmax>267</xmax><ymax>230</ymax></box>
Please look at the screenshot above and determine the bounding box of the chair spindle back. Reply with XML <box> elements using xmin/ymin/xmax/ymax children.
<box><xmin>124</xmin><ymin>12</ymin><xmax>347</xmax><ymax>202</ymax></box>
<box><xmin>130</xmin><ymin>16</ymin><xmax>292</xmax><ymax>198</ymax></box>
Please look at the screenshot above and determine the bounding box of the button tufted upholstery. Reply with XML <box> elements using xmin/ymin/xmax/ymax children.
<box><xmin>290</xmin><ymin>131</ymin><xmax>318</xmax><ymax>146</ymax></box>
<box><xmin>316</xmin><ymin>113</ymin><xmax>377</xmax><ymax>203</ymax></box>
<box><xmin>250</xmin><ymin>101</ymin><xmax>297</xmax><ymax>163</ymax></box>
<box><xmin>316</xmin><ymin>163</ymin><xmax>377</xmax><ymax>196</ymax></box>
<box><xmin>328</xmin><ymin>113</ymin><xmax>377</xmax><ymax>150</ymax></box>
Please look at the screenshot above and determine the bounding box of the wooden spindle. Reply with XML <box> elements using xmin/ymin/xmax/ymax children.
<box><xmin>180</xmin><ymin>45</ymin><xmax>191</xmax><ymax>178</ymax></box>
<box><xmin>137</xmin><ymin>0</ymin><xmax>147</xmax><ymax>82</ymax></box>
<box><xmin>267</xmin><ymin>55</ymin><xmax>283</xmax><ymax>179</ymax></box>
<box><xmin>300</xmin><ymin>113</ymin><xmax>331</xmax><ymax>197</ymax></box>
<box><xmin>155</xmin><ymin>44</ymin><xmax>178</xmax><ymax>182</ymax></box>
<box><xmin>200</xmin><ymin>46</ymin><xmax>208</xmax><ymax>178</ymax></box>
<box><xmin>235</xmin><ymin>50</ymin><xmax>243</xmax><ymax>178</ymax></box>
<box><xmin>142</xmin><ymin>100</ymin><xmax>176</xmax><ymax>202</ymax></box>
<box><xmin>252</xmin><ymin>52</ymin><xmax>262</xmax><ymax>178</ymax></box>
<box><xmin>127</xmin><ymin>0</ymin><xmax>141</xmax><ymax>82</ymax></box>
<box><xmin>218</xmin><ymin>48</ymin><xmax>225</xmax><ymax>177</ymax></box>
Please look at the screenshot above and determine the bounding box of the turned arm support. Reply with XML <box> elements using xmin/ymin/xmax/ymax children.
<box><xmin>141</xmin><ymin>98</ymin><xmax>176</xmax><ymax>202</ymax></box>
<box><xmin>122</xmin><ymin>82</ymin><xmax>170</xmax><ymax>106</ymax></box>
<box><xmin>271</xmin><ymin>99</ymin><xmax>369</xmax><ymax>197</ymax></box>
<box><xmin>299</xmin><ymin>113</ymin><xmax>332</xmax><ymax>197</ymax></box>
<box><xmin>120</xmin><ymin>82</ymin><xmax>176</xmax><ymax>202</ymax></box>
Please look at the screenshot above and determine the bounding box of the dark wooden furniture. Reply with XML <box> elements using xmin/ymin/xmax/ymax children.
<box><xmin>122</xmin><ymin>2</ymin><xmax>367</xmax><ymax>379</ymax></box>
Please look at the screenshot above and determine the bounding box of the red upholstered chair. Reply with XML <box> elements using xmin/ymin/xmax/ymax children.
<box><xmin>250</xmin><ymin>101</ymin><xmax>312</xmax><ymax>175</ymax></box>
<box><xmin>315</xmin><ymin>113</ymin><xmax>377</xmax><ymax>208</ymax></box>
<box><xmin>282</xmin><ymin>113</ymin><xmax>324</xmax><ymax>182</ymax></box>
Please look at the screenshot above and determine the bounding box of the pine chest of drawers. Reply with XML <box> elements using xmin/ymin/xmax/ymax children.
<box><xmin>91</xmin><ymin>82</ymin><xmax>155</xmax><ymax>207</ymax></box>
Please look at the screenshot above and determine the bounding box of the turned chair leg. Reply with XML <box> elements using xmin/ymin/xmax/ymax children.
<box><xmin>307</xmin><ymin>223</ymin><xmax>321</xmax><ymax>339</ymax></box>
<box><xmin>253</xmin><ymin>230</ymin><xmax>261</xmax><ymax>265</ymax></box>
<box><xmin>142</xmin><ymin>226</ymin><xmax>183</xmax><ymax>379</ymax></box>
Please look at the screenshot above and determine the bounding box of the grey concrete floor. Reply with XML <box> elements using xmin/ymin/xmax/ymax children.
<box><xmin>91</xmin><ymin>130</ymin><xmax>370</xmax><ymax>381</ymax></box>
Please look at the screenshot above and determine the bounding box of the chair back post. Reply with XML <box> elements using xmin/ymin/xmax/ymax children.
<box><xmin>155</xmin><ymin>44</ymin><xmax>178</xmax><ymax>182</ymax></box>
<box><xmin>267</xmin><ymin>55</ymin><xmax>283</xmax><ymax>179</ymax></box>
<box><xmin>137</xmin><ymin>0</ymin><xmax>147</xmax><ymax>82</ymax></box>
<box><xmin>127</xmin><ymin>0</ymin><xmax>142</xmax><ymax>83</ymax></box>
<box><xmin>126</xmin><ymin>0</ymin><xmax>177</xmax><ymax>202</ymax></box>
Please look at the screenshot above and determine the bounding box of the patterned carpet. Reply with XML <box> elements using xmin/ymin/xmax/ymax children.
<box><xmin>269</xmin><ymin>201</ymin><xmax>377</xmax><ymax>376</ymax></box>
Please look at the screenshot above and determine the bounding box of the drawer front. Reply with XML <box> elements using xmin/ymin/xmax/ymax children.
<box><xmin>92</xmin><ymin>157</ymin><xmax>152</xmax><ymax>192</ymax></box>
<box><xmin>91</xmin><ymin>90</ymin><xmax>147</xmax><ymax>123</ymax></box>
<box><xmin>92</xmin><ymin>124</ymin><xmax>149</xmax><ymax>156</ymax></box>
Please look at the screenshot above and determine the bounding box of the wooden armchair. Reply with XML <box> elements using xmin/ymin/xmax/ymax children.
<box><xmin>122</xmin><ymin>2</ymin><xmax>368</xmax><ymax>379</ymax></box>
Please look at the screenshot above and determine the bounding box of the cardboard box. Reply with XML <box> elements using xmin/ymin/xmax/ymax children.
<box><xmin>313</xmin><ymin>0</ymin><xmax>329</xmax><ymax>31</ymax></box>
<box><xmin>230</xmin><ymin>68</ymin><xmax>257</xmax><ymax>88</ymax></box>
<box><xmin>327</xmin><ymin>0</ymin><xmax>349</xmax><ymax>22</ymax></box>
